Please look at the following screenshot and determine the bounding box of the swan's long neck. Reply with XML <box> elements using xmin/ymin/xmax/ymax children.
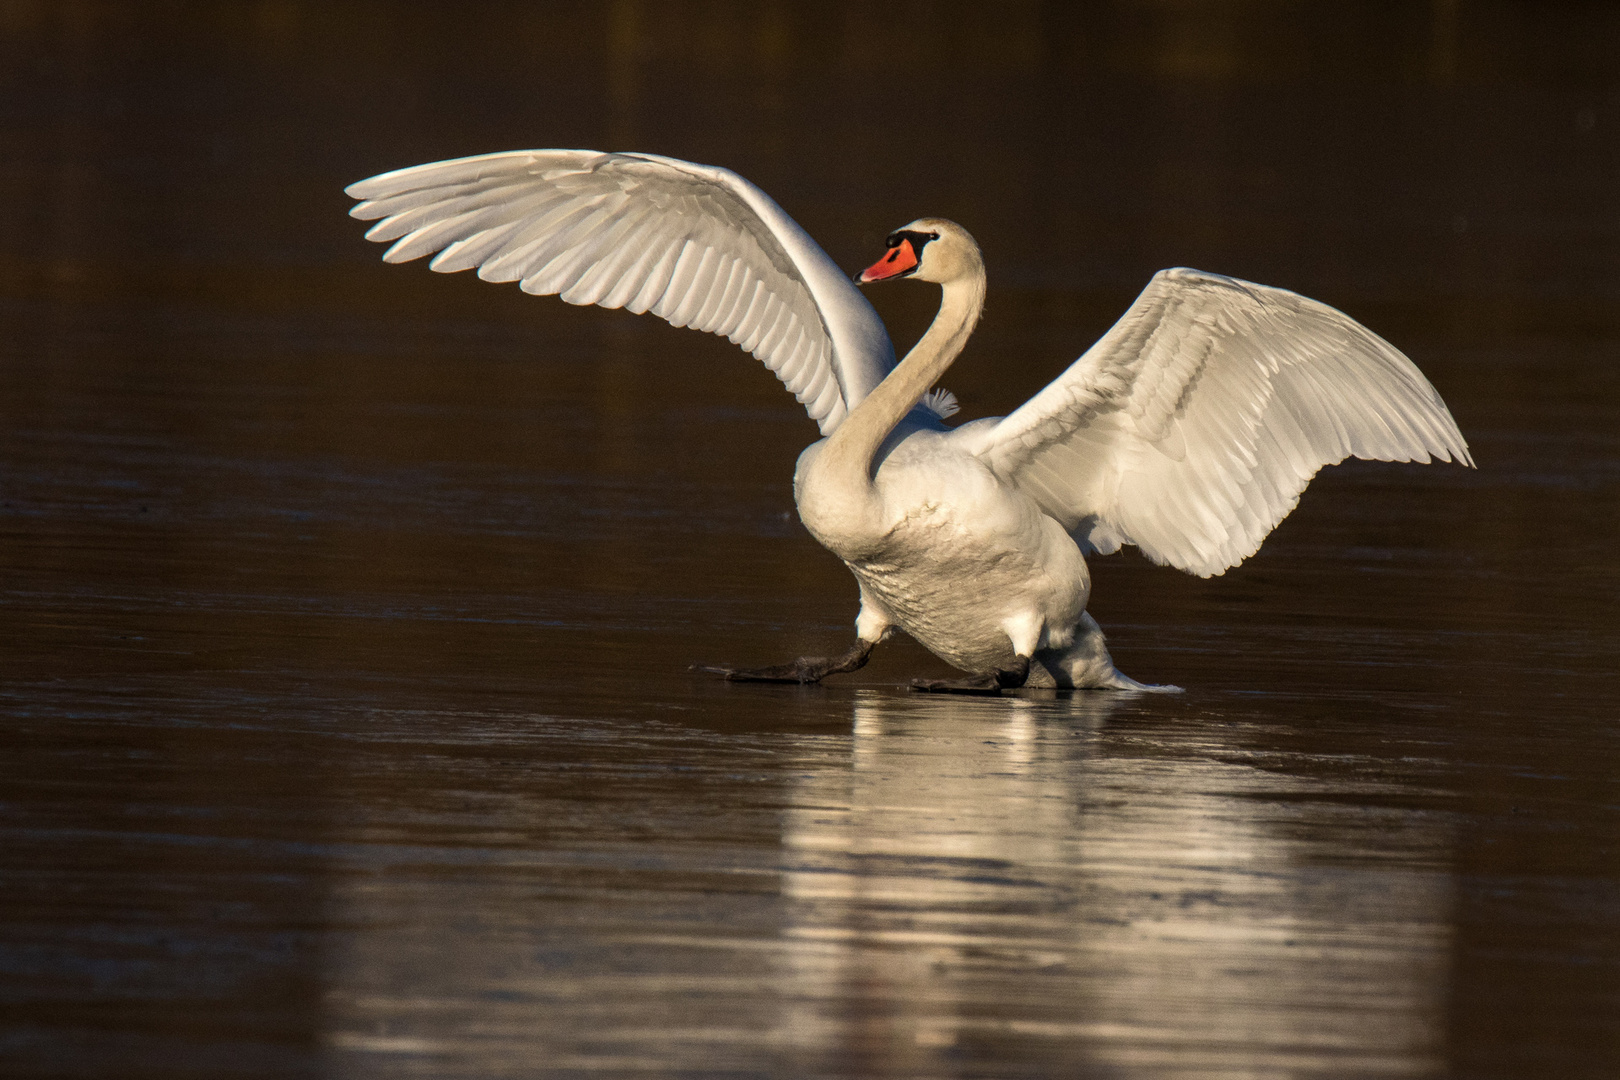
<box><xmin>816</xmin><ymin>270</ymin><xmax>986</xmax><ymax>489</ymax></box>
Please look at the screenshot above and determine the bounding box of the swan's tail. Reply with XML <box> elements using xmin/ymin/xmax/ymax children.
<box><xmin>1030</xmin><ymin>613</ymin><xmax>1183</xmax><ymax>693</ymax></box>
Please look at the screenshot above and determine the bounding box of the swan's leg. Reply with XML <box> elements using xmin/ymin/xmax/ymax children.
<box><xmin>912</xmin><ymin>613</ymin><xmax>1043</xmax><ymax>694</ymax></box>
<box><xmin>692</xmin><ymin>638</ymin><xmax>875</xmax><ymax>684</ymax></box>
<box><xmin>911</xmin><ymin>655</ymin><xmax>1032</xmax><ymax>695</ymax></box>
<box><xmin>692</xmin><ymin>587</ymin><xmax>891</xmax><ymax>685</ymax></box>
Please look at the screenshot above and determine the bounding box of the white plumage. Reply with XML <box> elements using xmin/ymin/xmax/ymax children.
<box><xmin>348</xmin><ymin>150</ymin><xmax>893</xmax><ymax>434</ymax></box>
<box><xmin>348</xmin><ymin>151</ymin><xmax>1471</xmax><ymax>690</ymax></box>
<box><xmin>965</xmin><ymin>268</ymin><xmax>1472</xmax><ymax>578</ymax></box>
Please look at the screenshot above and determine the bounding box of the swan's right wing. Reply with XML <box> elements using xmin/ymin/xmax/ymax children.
<box><xmin>347</xmin><ymin>150</ymin><xmax>894</xmax><ymax>434</ymax></box>
<box><xmin>962</xmin><ymin>269</ymin><xmax>1472</xmax><ymax>577</ymax></box>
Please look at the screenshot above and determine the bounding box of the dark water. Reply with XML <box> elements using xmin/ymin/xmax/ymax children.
<box><xmin>2</xmin><ymin>3</ymin><xmax>1618</xmax><ymax>1077</ymax></box>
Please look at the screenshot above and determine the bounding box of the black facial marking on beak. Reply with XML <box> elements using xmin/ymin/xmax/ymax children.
<box><xmin>856</xmin><ymin>228</ymin><xmax>940</xmax><ymax>284</ymax></box>
<box><xmin>888</xmin><ymin>229</ymin><xmax>940</xmax><ymax>256</ymax></box>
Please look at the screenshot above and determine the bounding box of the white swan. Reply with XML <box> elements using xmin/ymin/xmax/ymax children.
<box><xmin>347</xmin><ymin>150</ymin><xmax>1472</xmax><ymax>692</ymax></box>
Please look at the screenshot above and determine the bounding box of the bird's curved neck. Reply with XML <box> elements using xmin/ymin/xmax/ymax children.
<box><xmin>818</xmin><ymin>271</ymin><xmax>986</xmax><ymax>487</ymax></box>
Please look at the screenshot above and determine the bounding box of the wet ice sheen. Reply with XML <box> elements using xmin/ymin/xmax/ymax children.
<box><xmin>316</xmin><ymin>694</ymin><xmax>1451</xmax><ymax>1078</ymax></box>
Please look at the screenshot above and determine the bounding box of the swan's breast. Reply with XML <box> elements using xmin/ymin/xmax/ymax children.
<box><xmin>799</xmin><ymin>429</ymin><xmax>1092</xmax><ymax>671</ymax></box>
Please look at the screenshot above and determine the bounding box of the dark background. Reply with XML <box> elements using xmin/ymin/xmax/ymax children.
<box><xmin>1</xmin><ymin>2</ymin><xmax>1616</xmax><ymax>1078</ymax></box>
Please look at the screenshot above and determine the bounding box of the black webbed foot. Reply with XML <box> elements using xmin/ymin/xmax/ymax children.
<box><xmin>910</xmin><ymin>656</ymin><xmax>1031</xmax><ymax>695</ymax></box>
<box><xmin>910</xmin><ymin>674</ymin><xmax>1003</xmax><ymax>695</ymax></box>
<box><xmin>692</xmin><ymin>640</ymin><xmax>874</xmax><ymax>685</ymax></box>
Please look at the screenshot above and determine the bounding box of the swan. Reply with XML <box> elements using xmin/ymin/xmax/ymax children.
<box><xmin>346</xmin><ymin>150</ymin><xmax>1472</xmax><ymax>692</ymax></box>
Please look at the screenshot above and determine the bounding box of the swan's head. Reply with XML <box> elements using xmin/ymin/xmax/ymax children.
<box><xmin>855</xmin><ymin>218</ymin><xmax>982</xmax><ymax>287</ymax></box>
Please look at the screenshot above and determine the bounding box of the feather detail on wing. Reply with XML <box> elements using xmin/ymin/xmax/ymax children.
<box><xmin>346</xmin><ymin>150</ymin><xmax>895</xmax><ymax>434</ymax></box>
<box><xmin>921</xmin><ymin>387</ymin><xmax>960</xmax><ymax>419</ymax></box>
<box><xmin>961</xmin><ymin>268</ymin><xmax>1473</xmax><ymax>577</ymax></box>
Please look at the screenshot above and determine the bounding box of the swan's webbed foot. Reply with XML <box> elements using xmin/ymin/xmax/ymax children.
<box><xmin>692</xmin><ymin>639</ymin><xmax>874</xmax><ymax>685</ymax></box>
<box><xmin>909</xmin><ymin>674</ymin><xmax>1002</xmax><ymax>695</ymax></box>
<box><xmin>911</xmin><ymin>656</ymin><xmax>1031</xmax><ymax>695</ymax></box>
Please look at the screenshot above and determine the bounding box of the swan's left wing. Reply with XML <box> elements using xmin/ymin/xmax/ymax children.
<box><xmin>346</xmin><ymin>150</ymin><xmax>894</xmax><ymax>434</ymax></box>
<box><xmin>958</xmin><ymin>268</ymin><xmax>1472</xmax><ymax>577</ymax></box>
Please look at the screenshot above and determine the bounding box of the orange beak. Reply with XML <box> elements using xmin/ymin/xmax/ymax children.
<box><xmin>856</xmin><ymin>238</ymin><xmax>919</xmax><ymax>284</ymax></box>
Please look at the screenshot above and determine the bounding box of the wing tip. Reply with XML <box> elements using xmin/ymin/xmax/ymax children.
<box><xmin>343</xmin><ymin>149</ymin><xmax>603</xmax><ymax>203</ymax></box>
<box><xmin>380</xmin><ymin>238</ymin><xmax>423</xmax><ymax>264</ymax></box>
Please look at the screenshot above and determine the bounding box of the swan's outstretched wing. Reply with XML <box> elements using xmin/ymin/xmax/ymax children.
<box><xmin>346</xmin><ymin>150</ymin><xmax>894</xmax><ymax>434</ymax></box>
<box><xmin>961</xmin><ymin>268</ymin><xmax>1472</xmax><ymax>577</ymax></box>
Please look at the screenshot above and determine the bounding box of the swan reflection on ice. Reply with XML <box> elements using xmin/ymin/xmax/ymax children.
<box><xmin>316</xmin><ymin>692</ymin><xmax>1453</xmax><ymax>1076</ymax></box>
<box><xmin>775</xmin><ymin>692</ymin><xmax>1454</xmax><ymax>1074</ymax></box>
